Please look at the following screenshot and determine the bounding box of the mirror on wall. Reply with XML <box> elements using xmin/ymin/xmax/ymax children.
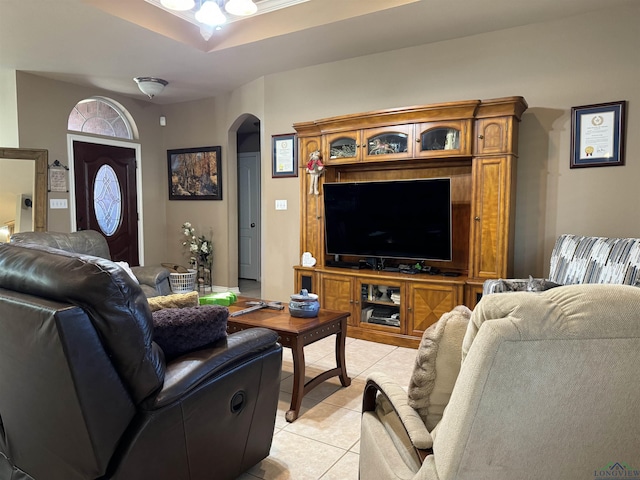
<box><xmin>0</xmin><ymin>148</ymin><xmax>48</xmax><ymax>242</ymax></box>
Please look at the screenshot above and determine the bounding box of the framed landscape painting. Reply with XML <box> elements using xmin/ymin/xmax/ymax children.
<box><xmin>167</xmin><ymin>146</ymin><xmax>222</xmax><ymax>200</ymax></box>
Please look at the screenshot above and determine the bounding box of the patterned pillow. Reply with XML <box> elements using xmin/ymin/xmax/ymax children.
<box><xmin>147</xmin><ymin>291</ymin><xmax>199</xmax><ymax>312</ymax></box>
<box><xmin>152</xmin><ymin>305</ymin><xmax>228</xmax><ymax>360</ymax></box>
<box><xmin>407</xmin><ymin>305</ymin><xmax>471</xmax><ymax>430</ymax></box>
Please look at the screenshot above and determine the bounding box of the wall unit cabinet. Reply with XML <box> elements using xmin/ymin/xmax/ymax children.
<box><xmin>294</xmin><ymin>97</ymin><xmax>527</xmax><ymax>347</ymax></box>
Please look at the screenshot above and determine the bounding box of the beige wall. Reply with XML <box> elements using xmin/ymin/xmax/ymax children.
<box><xmin>162</xmin><ymin>77</ymin><xmax>267</xmax><ymax>290</ymax></box>
<box><xmin>160</xmin><ymin>96</ymin><xmax>231</xmax><ymax>286</ymax></box>
<box><xmin>6</xmin><ymin>4</ymin><xmax>639</xmax><ymax>303</ymax></box>
<box><xmin>257</xmin><ymin>4</ymin><xmax>640</xmax><ymax>300</ymax></box>
<box><xmin>0</xmin><ymin>69</ymin><xmax>19</xmax><ymax>147</ymax></box>
<box><xmin>14</xmin><ymin>72</ymin><xmax>168</xmax><ymax>265</ymax></box>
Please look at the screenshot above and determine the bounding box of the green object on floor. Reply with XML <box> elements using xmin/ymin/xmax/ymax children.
<box><xmin>199</xmin><ymin>291</ymin><xmax>238</xmax><ymax>306</ymax></box>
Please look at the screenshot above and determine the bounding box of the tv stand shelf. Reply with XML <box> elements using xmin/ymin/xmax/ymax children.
<box><xmin>294</xmin><ymin>96</ymin><xmax>527</xmax><ymax>347</ymax></box>
<box><xmin>295</xmin><ymin>266</ymin><xmax>467</xmax><ymax>347</ymax></box>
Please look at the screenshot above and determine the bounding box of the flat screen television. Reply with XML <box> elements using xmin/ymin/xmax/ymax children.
<box><xmin>323</xmin><ymin>178</ymin><xmax>452</xmax><ymax>262</ymax></box>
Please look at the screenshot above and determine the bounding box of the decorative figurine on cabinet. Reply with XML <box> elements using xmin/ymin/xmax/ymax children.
<box><xmin>307</xmin><ymin>150</ymin><xmax>325</xmax><ymax>195</ymax></box>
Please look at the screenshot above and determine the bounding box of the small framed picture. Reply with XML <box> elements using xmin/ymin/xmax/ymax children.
<box><xmin>167</xmin><ymin>146</ymin><xmax>222</xmax><ymax>200</ymax></box>
<box><xmin>570</xmin><ymin>101</ymin><xmax>626</xmax><ymax>168</ymax></box>
<box><xmin>272</xmin><ymin>133</ymin><xmax>298</xmax><ymax>178</ymax></box>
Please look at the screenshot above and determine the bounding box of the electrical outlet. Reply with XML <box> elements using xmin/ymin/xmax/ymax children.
<box><xmin>50</xmin><ymin>199</ymin><xmax>68</xmax><ymax>209</ymax></box>
<box><xmin>275</xmin><ymin>200</ymin><xmax>287</xmax><ymax>210</ymax></box>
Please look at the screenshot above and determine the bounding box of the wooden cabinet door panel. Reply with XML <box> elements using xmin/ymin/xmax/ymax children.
<box><xmin>408</xmin><ymin>284</ymin><xmax>460</xmax><ymax>336</ymax></box>
<box><xmin>470</xmin><ymin>157</ymin><xmax>513</xmax><ymax>279</ymax></box>
<box><xmin>320</xmin><ymin>274</ymin><xmax>357</xmax><ymax>325</ymax></box>
<box><xmin>299</xmin><ymin>136</ymin><xmax>324</xmax><ymax>261</ymax></box>
<box><xmin>475</xmin><ymin>118</ymin><xmax>510</xmax><ymax>155</ymax></box>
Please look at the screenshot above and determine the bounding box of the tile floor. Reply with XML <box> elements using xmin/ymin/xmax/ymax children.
<box><xmin>238</xmin><ymin>278</ymin><xmax>261</xmax><ymax>299</ymax></box>
<box><xmin>235</xmin><ymin>330</ymin><xmax>417</xmax><ymax>480</ymax></box>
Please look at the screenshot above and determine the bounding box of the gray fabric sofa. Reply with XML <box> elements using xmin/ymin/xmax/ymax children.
<box><xmin>360</xmin><ymin>284</ymin><xmax>640</xmax><ymax>480</ymax></box>
<box><xmin>483</xmin><ymin>234</ymin><xmax>640</xmax><ymax>295</ymax></box>
<box><xmin>10</xmin><ymin>230</ymin><xmax>171</xmax><ymax>297</ymax></box>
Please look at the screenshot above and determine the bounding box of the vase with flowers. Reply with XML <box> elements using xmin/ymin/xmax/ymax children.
<box><xmin>182</xmin><ymin>222</ymin><xmax>213</xmax><ymax>290</ymax></box>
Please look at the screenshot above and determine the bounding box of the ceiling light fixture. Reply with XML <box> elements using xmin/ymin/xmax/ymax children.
<box><xmin>160</xmin><ymin>0</ymin><xmax>195</xmax><ymax>11</ymax></box>
<box><xmin>224</xmin><ymin>0</ymin><xmax>257</xmax><ymax>16</ymax></box>
<box><xmin>195</xmin><ymin>1</ymin><xmax>227</xmax><ymax>26</ymax></box>
<box><xmin>134</xmin><ymin>77</ymin><xmax>169</xmax><ymax>99</ymax></box>
<box><xmin>153</xmin><ymin>0</ymin><xmax>267</xmax><ymax>39</ymax></box>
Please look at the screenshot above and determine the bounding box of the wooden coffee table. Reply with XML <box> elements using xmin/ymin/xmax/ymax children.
<box><xmin>227</xmin><ymin>297</ymin><xmax>351</xmax><ymax>422</ymax></box>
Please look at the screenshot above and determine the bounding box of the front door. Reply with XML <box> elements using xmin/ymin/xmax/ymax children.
<box><xmin>238</xmin><ymin>152</ymin><xmax>260</xmax><ymax>280</ymax></box>
<box><xmin>73</xmin><ymin>140</ymin><xmax>139</xmax><ymax>265</ymax></box>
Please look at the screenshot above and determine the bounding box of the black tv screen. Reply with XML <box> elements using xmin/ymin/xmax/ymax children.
<box><xmin>323</xmin><ymin>178</ymin><xmax>452</xmax><ymax>261</ymax></box>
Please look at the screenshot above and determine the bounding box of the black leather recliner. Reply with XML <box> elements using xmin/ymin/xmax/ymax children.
<box><xmin>10</xmin><ymin>230</ymin><xmax>172</xmax><ymax>297</ymax></box>
<box><xmin>0</xmin><ymin>242</ymin><xmax>282</xmax><ymax>480</ymax></box>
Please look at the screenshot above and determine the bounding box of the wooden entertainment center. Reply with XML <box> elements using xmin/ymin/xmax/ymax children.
<box><xmin>293</xmin><ymin>96</ymin><xmax>527</xmax><ymax>347</ymax></box>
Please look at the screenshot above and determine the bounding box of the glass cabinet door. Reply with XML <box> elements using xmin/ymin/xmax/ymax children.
<box><xmin>363</xmin><ymin>125</ymin><xmax>413</xmax><ymax>161</ymax></box>
<box><xmin>359</xmin><ymin>282</ymin><xmax>402</xmax><ymax>329</ymax></box>
<box><xmin>416</xmin><ymin>120</ymin><xmax>471</xmax><ymax>157</ymax></box>
<box><xmin>421</xmin><ymin>127</ymin><xmax>459</xmax><ymax>151</ymax></box>
<box><xmin>326</xmin><ymin>131</ymin><xmax>360</xmax><ymax>163</ymax></box>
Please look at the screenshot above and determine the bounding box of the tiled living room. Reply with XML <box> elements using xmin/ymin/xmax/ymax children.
<box><xmin>236</xmin><ymin>278</ymin><xmax>416</xmax><ymax>479</ymax></box>
<box><xmin>239</xmin><ymin>336</ymin><xmax>417</xmax><ymax>480</ymax></box>
<box><xmin>1</xmin><ymin>0</ymin><xmax>640</xmax><ymax>479</ymax></box>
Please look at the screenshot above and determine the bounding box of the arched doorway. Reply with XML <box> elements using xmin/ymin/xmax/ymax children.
<box><xmin>235</xmin><ymin>115</ymin><xmax>261</xmax><ymax>297</ymax></box>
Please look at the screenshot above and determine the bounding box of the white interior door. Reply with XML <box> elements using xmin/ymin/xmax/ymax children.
<box><xmin>238</xmin><ymin>152</ymin><xmax>260</xmax><ymax>280</ymax></box>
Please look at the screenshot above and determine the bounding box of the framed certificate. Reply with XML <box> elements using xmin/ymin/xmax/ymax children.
<box><xmin>272</xmin><ymin>133</ymin><xmax>298</xmax><ymax>178</ymax></box>
<box><xmin>570</xmin><ymin>101</ymin><xmax>626</xmax><ymax>168</ymax></box>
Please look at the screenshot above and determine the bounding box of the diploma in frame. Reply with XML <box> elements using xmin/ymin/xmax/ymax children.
<box><xmin>272</xmin><ymin>133</ymin><xmax>298</xmax><ymax>178</ymax></box>
<box><xmin>570</xmin><ymin>100</ymin><xmax>626</xmax><ymax>168</ymax></box>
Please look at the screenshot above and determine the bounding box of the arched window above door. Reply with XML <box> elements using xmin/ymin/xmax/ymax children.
<box><xmin>68</xmin><ymin>97</ymin><xmax>133</xmax><ymax>139</ymax></box>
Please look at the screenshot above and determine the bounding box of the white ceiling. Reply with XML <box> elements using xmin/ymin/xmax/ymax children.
<box><xmin>0</xmin><ymin>0</ymin><xmax>635</xmax><ymax>105</ymax></box>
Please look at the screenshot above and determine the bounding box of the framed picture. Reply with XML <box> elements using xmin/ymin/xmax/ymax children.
<box><xmin>167</xmin><ymin>146</ymin><xmax>222</xmax><ymax>200</ymax></box>
<box><xmin>570</xmin><ymin>100</ymin><xmax>626</xmax><ymax>169</ymax></box>
<box><xmin>272</xmin><ymin>133</ymin><xmax>298</xmax><ymax>178</ymax></box>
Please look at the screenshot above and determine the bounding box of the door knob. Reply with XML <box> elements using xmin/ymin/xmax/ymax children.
<box><xmin>251</xmin><ymin>223</ymin><xmax>255</xmax><ymax>228</ymax></box>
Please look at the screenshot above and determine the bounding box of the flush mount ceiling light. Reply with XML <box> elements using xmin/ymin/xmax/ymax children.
<box><xmin>134</xmin><ymin>77</ymin><xmax>169</xmax><ymax>99</ymax></box>
<box><xmin>160</xmin><ymin>0</ymin><xmax>195</xmax><ymax>11</ymax></box>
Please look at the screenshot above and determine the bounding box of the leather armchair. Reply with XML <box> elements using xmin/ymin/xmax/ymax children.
<box><xmin>360</xmin><ymin>284</ymin><xmax>640</xmax><ymax>480</ymax></box>
<box><xmin>0</xmin><ymin>242</ymin><xmax>282</xmax><ymax>480</ymax></box>
<box><xmin>10</xmin><ymin>230</ymin><xmax>172</xmax><ymax>297</ymax></box>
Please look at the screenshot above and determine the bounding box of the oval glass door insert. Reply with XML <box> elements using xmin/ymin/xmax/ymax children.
<box><xmin>93</xmin><ymin>164</ymin><xmax>122</xmax><ymax>236</ymax></box>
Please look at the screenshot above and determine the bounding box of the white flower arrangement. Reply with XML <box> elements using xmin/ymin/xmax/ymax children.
<box><xmin>181</xmin><ymin>222</ymin><xmax>213</xmax><ymax>268</ymax></box>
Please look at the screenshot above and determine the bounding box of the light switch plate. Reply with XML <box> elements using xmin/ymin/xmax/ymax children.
<box><xmin>275</xmin><ymin>200</ymin><xmax>287</xmax><ymax>210</ymax></box>
<box><xmin>50</xmin><ymin>199</ymin><xmax>68</xmax><ymax>209</ymax></box>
